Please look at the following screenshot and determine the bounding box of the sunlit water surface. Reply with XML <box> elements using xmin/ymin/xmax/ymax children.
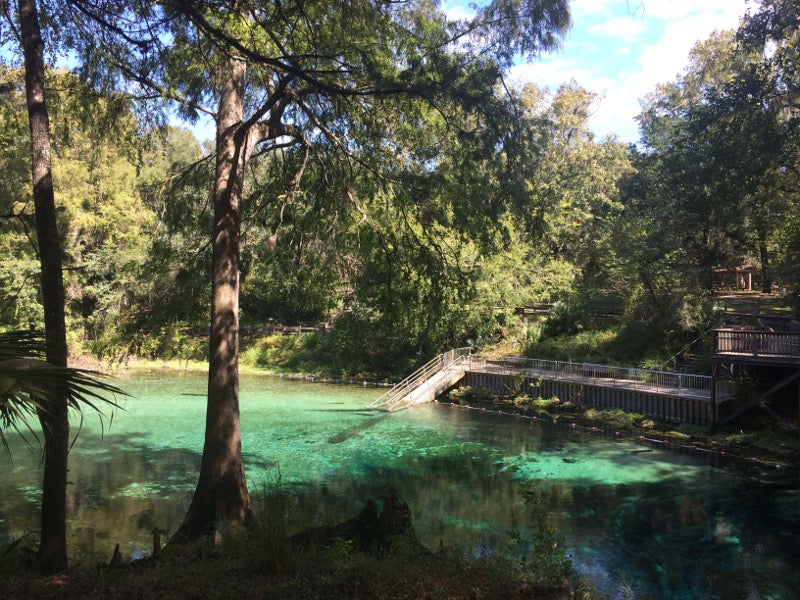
<box><xmin>1</xmin><ymin>371</ymin><xmax>798</xmax><ymax>598</ymax></box>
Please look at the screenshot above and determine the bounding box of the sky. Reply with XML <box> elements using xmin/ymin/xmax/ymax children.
<box><xmin>180</xmin><ymin>1</ymin><xmax>755</xmax><ymax>145</ymax></box>
<box><xmin>446</xmin><ymin>0</ymin><xmax>755</xmax><ymax>143</ymax></box>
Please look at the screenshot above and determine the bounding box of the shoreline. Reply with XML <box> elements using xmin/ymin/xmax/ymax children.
<box><xmin>447</xmin><ymin>397</ymin><xmax>800</xmax><ymax>473</ymax></box>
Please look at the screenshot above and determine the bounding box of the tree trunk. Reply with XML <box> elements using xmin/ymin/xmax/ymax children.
<box><xmin>172</xmin><ymin>53</ymin><xmax>253</xmax><ymax>542</ymax></box>
<box><xmin>18</xmin><ymin>0</ymin><xmax>70</xmax><ymax>574</ymax></box>
<box><xmin>758</xmin><ymin>233</ymin><xmax>772</xmax><ymax>294</ymax></box>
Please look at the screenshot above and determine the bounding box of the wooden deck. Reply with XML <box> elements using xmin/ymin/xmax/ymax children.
<box><xmin>372</xmin><ymin>351</ymin><xmax>735</xmax><ymax>425</ymax></box>
<box><xmin>463</xmin><ymin>355</ymin><xmax>733</xmax><ymax>425</ymax></box>
<box><xmin>371</xmin><ymin>338</ymin><xmax>800</xmax><ymax>426</ymax></box>
<box><xmin>713</xmin><ymin>329</ymin><xmax>800</xmax><ymax>366</ymax></box>
<box><xmin>466</xmin><ymin>355</ymin><xmax>728</xmax><ymax>399</ymax></box>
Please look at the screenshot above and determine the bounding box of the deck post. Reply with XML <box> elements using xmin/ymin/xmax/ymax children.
<box><xmin>710</xmin><ymin>362</ymin><xmax>718</xmax><ymax>429</ymax></box>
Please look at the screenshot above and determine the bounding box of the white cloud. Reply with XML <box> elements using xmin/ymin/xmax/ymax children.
<box><xmin>441</xmin><ymin>1</ymin><xmax>475</xmax><ymax>21</ymax></box>
<box><xmin>642</xmin><ymin>0</ymin><xmax>745</xmax><ymax>22</ymax></box>
<box><xmin>588</xmin><ymin>16</ymin><xmax>648</xmax><ymax>40</ymax></box>
<box><xmin>444</xmin><ymin>0</ymin><xmax>753</xmax><ymax>141</ymax></box>
<box><xmin>635</xmin><ymin>7</ymin><xmax>745</xmax><ymax>88</ymax></box>
<box><xmin>588</xmin><ymin>81</ymin><xmax>644</xmax><ymax>142</ymax></box>
<box><xmin>509</xmin><ymin>58</ymin><xmax>584</xmax><ymax>89</ymax></box>
<box><xmin>570</xmin><ymin>0</ymin><xmax>628</xmax><ymax>18</ymax></box>
<box><xmin>511</xmin><ymin>0</ymin><xmax>751</xmax><ymax>141</ymax></box>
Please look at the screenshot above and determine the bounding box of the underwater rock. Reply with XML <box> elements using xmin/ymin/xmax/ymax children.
<box><xmin>290</xmin><ymin>488</ymin><xmax>429</xmax><ymax>554</ymax></box>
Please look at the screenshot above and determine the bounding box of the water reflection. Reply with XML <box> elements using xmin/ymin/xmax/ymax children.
<box><xmin>0</xmin><ymin>371</ymin><xmax>797</xmax><ymax>598</ymax></box>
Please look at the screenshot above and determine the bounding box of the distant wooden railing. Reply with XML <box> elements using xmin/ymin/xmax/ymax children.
<box><xmin>168</xmin><ymin>324</ymin><xmax>327</xmax><ymax>338</ymax></box>
<box><xmin>713</xmin><ymin>329</ymin><xmax>800</xmax><ymax>359</ymax></box>
<box><xmin>467</xmin><ymin>355</ymin><xmax>728</xmax><ymax>398</ymax></box>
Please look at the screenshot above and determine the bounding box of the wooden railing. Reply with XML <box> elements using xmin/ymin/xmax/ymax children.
<box><xmin>467</xmin><ymin>354</ymin><xmax>729</xmax><ymax>398</ymax></box>
<box><xmin>713</xmin><ymin>329</ymin><xmax>800</xmax><ymax>360</ymax></box>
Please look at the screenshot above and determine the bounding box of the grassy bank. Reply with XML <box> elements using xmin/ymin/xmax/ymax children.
<box><xmin>1</xmin><ymin>545</ymin><xmax>581</xmax><ymax>600</ymax></box>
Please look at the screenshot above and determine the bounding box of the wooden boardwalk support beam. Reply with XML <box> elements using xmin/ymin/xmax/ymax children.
<box><xmin>712</xmin><ymin>328</ymin><xmax>800</xmax><ymax>430</ymax></box>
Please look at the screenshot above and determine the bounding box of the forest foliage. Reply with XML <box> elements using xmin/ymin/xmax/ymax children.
<box><xmin>0</xmin><ymin>0</ymin><xmax>797</xmax><ymax>376</ymax></box>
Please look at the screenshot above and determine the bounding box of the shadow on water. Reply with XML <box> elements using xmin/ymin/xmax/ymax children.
<box><xmin>72</xmin><ymin>432</ymin><xmax>202</xmax><ymax>557</ymax></box>
<box><xmin>327</xmin><ymin>416</ymin><xmax>386</xmax><ymax>444</ymax></box>
<box><xmin>561</xmin><ymin>476</ymin><xmax>800</xmax><ymax>598</ymax></box>
<box><xmin>386</xmin><ymin>406</ymin><xmax>800</xmax><ymax>598</ymax></box>
<box><xmin>242</xmin><ymin>424</ymin><xmax>800</xmax><ymax>599</ymax></box>
<box><xmin>1</xmin><ymin>430</ymin><xmax>201</xmax><ymax>558</ymax></box>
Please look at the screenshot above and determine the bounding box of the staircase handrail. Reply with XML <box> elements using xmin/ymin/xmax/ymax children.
<box><xmin>386</xmin><ymin>354</ymin><xmax>469</xmax><ymax>412</ymax></box>
<box><xmin>368</xmin><ymin>348</ymin><xmax>471</xmax><ymax>410</ymax></box>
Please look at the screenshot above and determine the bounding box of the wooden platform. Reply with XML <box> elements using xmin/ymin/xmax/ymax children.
<box><xmin>711</xmin><ymin>328</ymin><xmax>800</xmax><ymax>430</ymax></box>
<box><xmin>463</xmin><ymin>356</ymin><xmax>733</xmax><ymax>426</ymax></box>
<box><xmin>713</xmin><ymin>329</ymin><xmax>800</xmax><ymax>366</ymax></box>
<box><xmin>370</xmin><ymin>351</ymin><xmax>737</xmax><ymax>425</ymax></box>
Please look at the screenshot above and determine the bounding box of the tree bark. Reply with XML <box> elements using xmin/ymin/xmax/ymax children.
<box><xmin>758</xmin><ymin>232</ymin><xmax>772</xmax><ymax>294</ymax></box>
<box><xmin>18</xmin><ymin>0</ymin><xmax>70</xmax><ymax>574</ymax></box>
<box><xmin>173</xmin><ymin>52</ymin><xmax>253</xmax><ymax>542</ymax></box>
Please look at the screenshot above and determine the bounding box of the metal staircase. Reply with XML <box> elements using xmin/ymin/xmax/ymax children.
<box><xmin>368</xmin><ymin>348</ymin><xmax>471</xmax><ymax>412</ymax></box>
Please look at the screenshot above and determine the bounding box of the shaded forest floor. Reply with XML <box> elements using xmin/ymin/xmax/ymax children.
<box><xmin>0</xmin><ymin>546</ymin><xmax>575</xmax><ymax>599</ymax></box>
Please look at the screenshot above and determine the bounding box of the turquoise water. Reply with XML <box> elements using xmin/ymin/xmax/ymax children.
<box><xmin>1</xmin><ymin>370</ymin><xmax>798</xmax><ymax>598</ymax></box>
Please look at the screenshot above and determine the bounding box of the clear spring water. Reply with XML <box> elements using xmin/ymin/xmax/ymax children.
<box><xmin>1</xmin><ymin>370</ymin><xmax>798</xmax><ymax>598</ymax></box>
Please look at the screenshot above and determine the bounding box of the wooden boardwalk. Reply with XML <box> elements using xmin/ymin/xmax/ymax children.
<box><xmin>371</xmin><ymin>327</ymin><xmax>800</xmax><ymax>427</ymax></box>
<box><xmin>713</xmin><ymin>329</ymin><xmax>800</xmax><ymax>366</ymax></box>
<box><xmin>371</xmin><ymin>350</ymin><xmax>735</xmax><ymax>425</ymax></box>
<box><xmin>466</xmin><ymin>355</ymin><xmax>726</xmax><ymax>400</ymax></box>
<box><xmin>463</xmin><ymin>355</ymin><xmax>733</xmax><ymax>425</ymax></box>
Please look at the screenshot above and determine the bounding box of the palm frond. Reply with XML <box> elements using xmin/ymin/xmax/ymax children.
<box><xmin>0</xmin><ymin>331</ymin><xmax>128</xmax><ymax>457</ymax></box>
